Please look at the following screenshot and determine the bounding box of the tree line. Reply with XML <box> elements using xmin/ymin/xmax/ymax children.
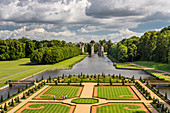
<box><xmin>109</xmin><ymin>26</ymin><xmax>170</xmax><ymax>63</ymax></box>
<box><xmin>31</xmin><ymin>46</ymin><xmax>82</xmax><ymax>64</ymax></box>
<box><xmin>0</xmin><ymin>37</ymin><xmax>82</xmax><ymax>64</ymax></box>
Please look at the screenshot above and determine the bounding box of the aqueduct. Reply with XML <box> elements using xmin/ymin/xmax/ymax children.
<box><xmin>78</xmin><ymin>40</ymin><xmax>112</xmax><ymax>56</ymax></box>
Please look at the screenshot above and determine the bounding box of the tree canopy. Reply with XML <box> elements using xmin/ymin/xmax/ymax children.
<box><xmin>110</xmin><ymin>26</ymin><xmax>170</xmax><ymax>63</ymax></box>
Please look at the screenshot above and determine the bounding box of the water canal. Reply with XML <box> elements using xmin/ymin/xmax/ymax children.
<box><xmin>0</xmin><ymin>54</ymin><xmax>169</xmax><ymax>101</ymax></box>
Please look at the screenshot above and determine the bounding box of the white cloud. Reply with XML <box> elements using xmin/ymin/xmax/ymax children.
<box><xmin>0</xmin><ymin>26</ymin><xmax>143</xmax><ymax>43</ymax></box>
<box><xmin>107</xmin><ymin>28</ymin><xmax>143</xmax><ymax>42</ymax></box>
<box><xmin>0</xmin><ymin>26</ymin><xmax>76</xmax><ymax>40</ymax></box>
<box><xmin>0</xmin><ymin>0</ymin><xmax>170</xmax><ymax>42</ymax></box>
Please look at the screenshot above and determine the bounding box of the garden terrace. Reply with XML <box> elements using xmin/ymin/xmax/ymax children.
<box><xmin>91</xmin><ymin>103</ymin><xmax>150</xmax><ymax>113</ymax></box>
<box><xmin>94</xmin><ymin>86</ymin><xmax>139</xmax><ymax>100</ymax></box>
<box><xmin>34</xmin><ymin>86</ymin><xmax>83</xmax><ymax>100</ymax></box>
<box><xmin>15</xmin><ymin>102</ymin><xmax>75</xmax><ymax>113</ymax></box>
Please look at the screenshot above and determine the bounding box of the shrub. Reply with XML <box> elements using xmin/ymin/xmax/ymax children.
<box><xmin>80</xmin><ymin>81</ymin><xmax>82</xmax><ymax>86</ymax></box>
<box><xmin>157</xmin><ymin>103</ymin><xmax>161</xmax><ymax>108</ymax></box>
<box><xmin>161</xmin><ymin>104</ymin><xmax>164</xmax><ymax>112</ymax></box>
<box><xmin>122</xmin><ymin>80</ymin><xmax>125</xmax><ymax>85</ymax></box>
<box><xmin>94</xmin><ymin>74</ymin><xmax>96</xmax><ymax>78</ymax></box>
<box><xmin>26</xmin><ymin>91</ymin><xmax>30</xmax><ymax>96</ymax></box>
<box><xmin>149</xmin><ymin>95</ymin><xmax>152</xmax><ymax>100</ymax></box>
<box><xmin>110</xmin><ymin>79</ymin><xmax>112</xmax><ymax>85</ymax></box>
<box><xmin>8</xmin><ymin>102</ymin><xmax>10</xmax><ymax>106</ymax></box>
<box><xmin>18</xmin><ymin>88</ymin><xmax>20</xmax><ymax>93</ymax></box>
<box><xmin>153</xmin><ymin>98</ymin><xmax>157</xmax><ymax>104</ymax></box>
<box><xmin>55</xmin><ymin>81</ymin><xmax>58</xmax><ymax>85</ymax></box>
<box><xmin>26</xmin><ymin>84</ymin><xmax>28</xmax><ymax>88</ymax></box>
<box><xmin>22</xmin><ymin>93</ymin><xmax>26</xmax><ymax>99</ymax></box>
<box><xmin>4</xmin><ymin>103</ymin><xmax>7</xmax><ymax>111</ymax></box>
<box><xmin>131</xmin><ymin>75</ymin><xmax>135</xmax><ymax>81</ymax></box>
<box><xmin>11</xmin><ymin>99</ymin><xmax>14</xmax><ymax>106</ymax></box>
<box><xmin>112</xmin><ymin>74</ymin><xmax>115</xmax><ymax>78</ymax></box>
<box><xmin>36</xmin><ymin>79</ymin><xmax>39</xmax><ymax>83</ymax></box>
<box><xmin>68</xmin><ymin>81</ymin><xmax>70</xmax><ymax>85</ymax></box>
<box><xmin>69</xmin><ymin>74</ymin><xmax>72</xmax><ymax>78</ymax></box>
<box><xmin>97</xmin><ymin>80</ymin><xmax>99</xmax><ymax>86</ymax></box>
<box><xmin>139</xmin><ymin>76</ymin><xmax>142</xmax><ymax>81</ymax></box>
<box><xmin>165</xmin><ymin>92</ymin><xmax>168</xmax><ymax>99</ymax></box>
<box><xmin>8</xmin><ymin>91</ymin><xmax>10</xmax><ymax>99</ymax></box>
<box><xmin>49</xmin><ymin>76</ymin><xmax>51</xmax><ymax>82</ymax></box>
<box><xmin>41</xmin><ymin>76</ymin><xmax>44</xmax><ymax>80</ymax></box>
<box><xmin>16</xmin><ymin>97</ymin><xmax>20</xmax><ymax>103</ymax></box>
<box><xmin>119</xmin><ymin>73</ymin><xmax>121</xmax><ymax>79</ymax></box>
<box><xmin>62</xmin><ymin>74</ymin><xmax>64</xmax><ymax>79</ymax></box>
<box><xmin>1</xmin><ymin>95</ymin><xmax>3</xmax><ymax>102</ymax></box>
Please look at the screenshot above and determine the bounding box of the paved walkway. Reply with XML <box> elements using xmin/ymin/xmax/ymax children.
<box><xmin>7</xmin><ymin>85</ymin><xmax>49</xmax><ymax>113</ymax></box>
<box><xmin>80</xmin><ymin>83</ymin><xmax>97</xmax><ymax>98</ymax></box>
<box><xmin>8</xmin><ymin>83</ymin><xmax>163</xmax><ymax>113</ymax></box>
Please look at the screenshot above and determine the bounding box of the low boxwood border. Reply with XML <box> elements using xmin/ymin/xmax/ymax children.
<box><xmin>71</xmin><ymin>98</ymin><xmax>99</xmax><ymax>104</ymax></box>
<box><xmin>33</xmin><ymin>85</ymin><xmax>84</xmax><ymax>100</ymax></box>
<box><xmin>90</xmin><ymin>102</ymin><xmax>151</xmax><ymax>113</ymax></box>
<box><xmin>93</xmin><ymin>85</ymin><xmax>140</xmax><ymax>100</ymax></box>
<box><xmin>14</xmin><ymin>101</ymin><xmax>76</xmax><ymax>113</ymax></box>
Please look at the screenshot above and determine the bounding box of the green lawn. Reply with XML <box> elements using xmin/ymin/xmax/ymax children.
<box><xmin>134</xmin><ymin>61</ymin><xmax>170</xmax><ymax>73</ymax></box>
<box><xmin>0</xmin><ymin>58</ymin><xmax>38</xmax><ymax>78</ymax></box>
<box><xmin>96</xmin><ymin>104</ymin><xmax>146</xmax><ymax>113</ymax></box>
<box><xmin>116</xmin><ymin>63</ymin><xmax>141</xmax><ymax>70</ymax></box>
<box><xmin>71</xmin><ymin>98</ymin><xmax>98</xmax><ymax>104</ymax></box>
<box><xmin>0</xmin><ymin>55</ymin><xmax>87</xmax><ymax>83</ymax></box>
<box><xmin>97</xmin><ymin>86</ymin><xmax>134</xmax><ymax>99</ymax></box>
<box><xmin>144</xmin><ymin>70</ymin><xmax>170</xmax><ymax>81</ymax></box>
<box><xmin>18</xmin><ymin>103</ymin><xmax>71</xmax><ymax>113</ymax></box>
<box><xmin>40</xmin><ymin>86</ymin><xmax>81</xmax><ymax>99</ymax></box>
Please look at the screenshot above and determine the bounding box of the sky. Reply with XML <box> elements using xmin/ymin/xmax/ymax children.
<box><xmin>0</xmin><ymin>0</ymin><xmax>170</xmax><ymax>43</ymax></box>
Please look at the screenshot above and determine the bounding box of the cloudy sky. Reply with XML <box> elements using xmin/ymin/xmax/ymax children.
<box><xmin>0</xmin><ymin>0</ymin><xmax>170</xmax><ymax>42</ymax></box>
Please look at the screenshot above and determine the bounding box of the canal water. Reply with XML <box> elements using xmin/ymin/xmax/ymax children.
<box><xmin>0</xmin><ymin>54</ymin><xmax>169</xmax><ymax>101</ymax></box>
<box><xmin>28</xmin><ymin>54</ymin><xmax>154</xmax><ymax>80</ymax></box>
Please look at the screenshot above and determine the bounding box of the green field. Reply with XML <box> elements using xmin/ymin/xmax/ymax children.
<box><xmin>71</xmin><ymin>98</ymin><xmax>98</xmax><ymax>104</ymax></box>
<box><xmin>40</xmin><ymin>86</ymin><xmax>81</xmax><ymax>99</ymax></box>
<box><xmin>0</xmin><ymin>55</ymin><xmax>86</xmax><ymax>85</ymax></box>
<box><xmin>97</xmin><ymin>86</ymin><xmax>134</xmax><ymax>99</ymax></box>
<box><xmin>17</xmin><ymin>103</ymin><xmax>72</xmax><ymax>113</ymax></box>
<box><xmin>96</xmin><ymin>104</ymin><xmax>146</xmax><ymax>113</ymax></box>
<box><xmin>116</xmin><ymin>63</ymin><xmax>141</xmax><ymax>70</ymax></box>
<box><xmin>134</xmin><ymin>61</ymin><xmax>170</xmax><ymax>73</ymax></box>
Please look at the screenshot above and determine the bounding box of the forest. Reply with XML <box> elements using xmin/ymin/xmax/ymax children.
<box><xmin>110</xmin><ymin>26</ymin><xmax>170</xmax><ymax>63</ymax></box>
<box><xmin>0</xmin><ymin>38</ymin><xmax>82</xmax><ymax>64</ymax></box>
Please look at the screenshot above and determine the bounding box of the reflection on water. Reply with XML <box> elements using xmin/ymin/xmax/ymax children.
<box><xmin>28</xmin><ymin>54</ymin><xmax>155</xmax><ymax>80</ymax></box>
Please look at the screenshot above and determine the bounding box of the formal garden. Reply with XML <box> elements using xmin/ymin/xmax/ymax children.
<box><xmin>0</xmin><ymin>74</ymin><xmax>169</xmax><ymax>113</ymax></box>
